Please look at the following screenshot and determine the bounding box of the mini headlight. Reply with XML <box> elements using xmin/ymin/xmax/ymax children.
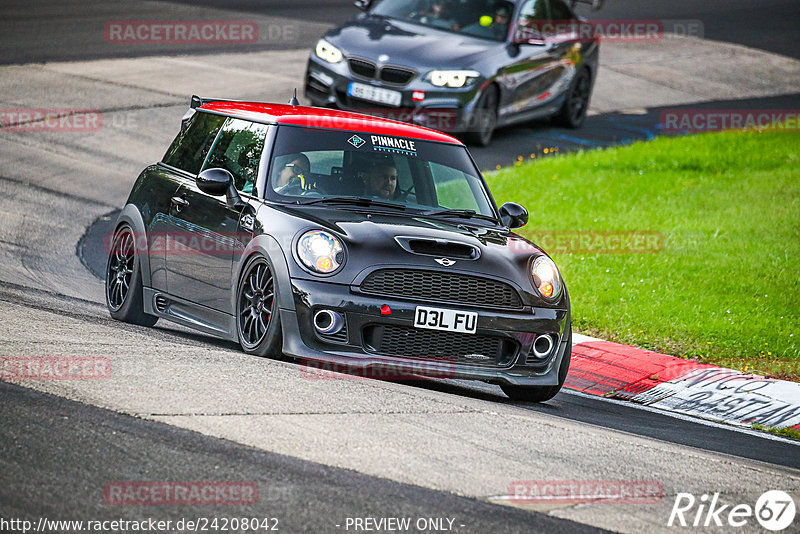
<box><xmin>428</xmin><ymin>70</ymin><xmax>480</xmax><ymax>88</ymax></box>
<box><xmin>531</xmin><ymin>256</ymin><xmax>562</xmax><ymax>301</ymax></box>
<box><xmin>297</xmin><ymin>230</ymin><xmax>345</xmax><ymax>274</ymax></box>
<box><xmin>315</xmin><ymin>39</ymin><xmax>343</xmax><ymax>64</ymax></box>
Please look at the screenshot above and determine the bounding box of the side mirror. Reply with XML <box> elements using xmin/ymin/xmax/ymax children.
<box><xmin>197</xmin><ymin>168</ymin><xmax>246</xmax><ymax>209</ymax></box>
<box><xmin>499</xmin><ymin>202</ymin><xmax>529</xmax><ymax>229</ymax></box>
<box><xmin>353</xmin><ymin>0</ymin><xmax>372</xmax><ymax>11</ymax></box>
<box><xmin>570</xmin><ymin>0</ymin><xmax>604</xmax><ymax>10</ymax></box>
<box><xmin>197</xmin><ymin>168</ymin><xmax>232</xmax><ymax>196</ymax></box>
<box><xmin>511</xmin><ymin>25</ymin><xmax>547</xmax><ymax>45</ymax></box>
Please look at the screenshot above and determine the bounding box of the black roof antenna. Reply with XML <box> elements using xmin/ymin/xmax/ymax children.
<box><xmin>288</xmin><ymin>89</ymin><xmax>299</xmax><ymax>106</ymax></box>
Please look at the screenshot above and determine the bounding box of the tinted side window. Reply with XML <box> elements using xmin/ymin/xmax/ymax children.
<box><xmin>202</xmin><ymin>118</ymin><xmax>269</xmax><ymax>194</ymax></box>
<box><xmin>162</xmin><ymin>111</ymin><xmax>226</xmax><ymax>175</ymax></box>
<box><xmin>515</xmin><ymin>0</ymin><xmax>548</xmax><ymax>40</ymax></box>
<box><xmin>518</xmin><ymin>0</ymin><xmax>548</xmax><ymax>23</ymax></box>
<box><xmin>548</xmin><ymin>0</ymin><xmax>574</xmax><ymax>20</ymax></box>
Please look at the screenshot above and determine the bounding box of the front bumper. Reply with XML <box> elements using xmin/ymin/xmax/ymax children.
<box><xmin>280</xmin><ymin>277</ymin><xmax>570</xmax><ymax>386</ymax></box>
<box><xmin>304</xmin><ymin>55</ymin><xmax>485</xmax><ymax>134</ymax></box>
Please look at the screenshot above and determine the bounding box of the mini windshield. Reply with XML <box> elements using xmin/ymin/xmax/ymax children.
<box><xmin>371</xmin><ymin>0</ymin><xmax>515</xmax><ymax>42</ymax></box>
<box><xmin>266</xmin><ymin>125</ymin><xmax>497</xmax><ymax>221</ymax></box>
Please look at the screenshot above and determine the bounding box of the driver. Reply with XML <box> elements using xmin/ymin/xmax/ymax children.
<box><xmin>273</xmin><ymin>153</ymin><xmax>311</xmax><ymax>193</ymax></box>
<box><xmin>463</xmin><ymin>2</ymin><xmax>512</xmax><ymax>39</ymax></box>
<box><xmin>410</xmin><ymin>0</ymin><xmax>454</xmax><ymax>28</ymax></box>
<box><xmin>363</xmin><ymin>162</ymin><xmax>398</xmax><ymax>200</ymax></box>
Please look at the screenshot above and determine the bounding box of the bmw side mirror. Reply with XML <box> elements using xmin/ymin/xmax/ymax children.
<box><xmin>499</xmin><ymin>202</ymin><xmax>529</xmax><ymax>229</ymax></box>
<box><xmin>512</xmin><ymin>30</ymin><xmax>546</xmax><ymax>46</ymax></box>
<box><xmin>197</xmin><ymin>168</ymin><xmax>246</xmax><ymax>209</ymax></box>
<box><xmin>570</xmin><ymin>0</ymin><xmax>604</xmax><ymax>10</ymax></box>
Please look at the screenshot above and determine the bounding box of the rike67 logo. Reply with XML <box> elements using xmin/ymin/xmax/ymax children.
<box><xmin>668</xmin><ymin>490</ymin><xmax>796</xmax><ymax>531</ymax></box>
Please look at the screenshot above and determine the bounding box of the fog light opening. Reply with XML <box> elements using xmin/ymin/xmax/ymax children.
<box><xmin>532</xmin><ymin>334</ymin><xmax>555</xmax><ymax>359</ymax></box>
<box><xmin>313</xmin><ymin>309</ymin><xmax>344</xmax><ymax>335</ymax></box>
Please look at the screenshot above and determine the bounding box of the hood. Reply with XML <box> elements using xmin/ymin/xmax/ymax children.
<box><xmin>325</xmin><ymin>15</ymin><xmax>504</xmax><ymax>71</ymax></box>
<box><xmin>270</xmin><ymin>205</ymin><xmax>553</xmax><ymax>306</ymax></box>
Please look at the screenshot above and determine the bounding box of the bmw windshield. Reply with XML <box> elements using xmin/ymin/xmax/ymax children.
<box><xmin>371</xmin><ymin>0</ymin><xmax>515</xmax><ymax>42</ymax></box>
<box><xmin>266</xmin><ymin>125</ymin><xmax>498</xmax><ymax>221</ymax></box>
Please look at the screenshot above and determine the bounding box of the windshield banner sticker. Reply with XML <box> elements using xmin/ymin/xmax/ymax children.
<box><xmin>370</xmin><ymin>135</ymin><xmax>417</xmax><ymax>157</ymax></box>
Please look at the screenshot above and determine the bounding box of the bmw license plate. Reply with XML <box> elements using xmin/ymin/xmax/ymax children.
<box><xmin>414</xmin><ymin>306</ymin><xmax>477</xmax><ymax>335</ymax></box>
<box><xmin>347</xmin><ymin>82</ymin><xmax>402</xmax><ymax>107</ymax></box>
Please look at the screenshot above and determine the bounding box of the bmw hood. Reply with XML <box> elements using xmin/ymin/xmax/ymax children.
<box><xmin>324</xmin><ymin>15</ymin><xmax>502</xmax><ymax>71</ymax></box>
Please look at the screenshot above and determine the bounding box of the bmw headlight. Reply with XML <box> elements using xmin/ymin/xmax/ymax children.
<box><xmin>297</xmin><ymin>230</ymin><xmax>345</xmax><ymax>274</ymax></box>
<box><xmin>427</xmin><ymin>70</ymin><xmax>481</xmax><ymax>88</ymax></box>
<box><xmin>315</xmin><ymin>39</ymin><xmax>343</xmax><ymax>64</ymax></box>
<box><xmin>531</xmin><ymin>256</ymin><xmax>562</xmax><ymax>301</ymax></box>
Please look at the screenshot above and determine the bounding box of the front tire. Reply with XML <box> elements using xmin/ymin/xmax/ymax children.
<box><xmin>465</xmin><ymin>85</ymin><xmax>498</xmax><ymax>147</ymax></box>
<box><xmin>553</xmin><ymin>68</ymin><xmax>591</xmax><ymax>128</ymax></box>
<box><xmin>501</xmin><ymin>328</ymin><xmax>571</xmax><ymax>403</ymax></box>
<box><xmin>105</xmin><ymin>224</ymin><xmax>158</xmax><ymax>327</ymax></box>
<box><xmin>236</xmin><ymin>255</ymin><xmax>283</xmax><ymax>357</ymax></box>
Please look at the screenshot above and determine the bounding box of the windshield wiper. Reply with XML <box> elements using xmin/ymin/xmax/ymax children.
<box><xmin>418</xmin><ymin>208</ymin><xmax>498</xmax><ymax>222</ymax></box>
<box><xmin>296</xmin><ymin>196</ymin><xmax>406</xmax><ymax>210</ymax></box>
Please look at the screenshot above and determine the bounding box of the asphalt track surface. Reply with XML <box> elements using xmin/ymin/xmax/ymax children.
<box><xmin>1</xmin><ymin>380</ymin><xmax>599</xmax><ymax>533</ymax></box>
<box><xmin>2</xmin><ymin>2</ymin><xmax>800</xmax><ymax>533</ymax></box>
<box><xmin>1</xmin><ymin>0</ymin><xmax>798</xmax><ymax>63</ymax></box>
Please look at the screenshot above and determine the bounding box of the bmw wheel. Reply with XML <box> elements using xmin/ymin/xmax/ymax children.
<box><xmin>105</xmin><ymin>224</ymin><xmax>158</xmax><ymax>327</ymax></box>
<box><xmin>501</xmin><ymin>327</ymin><xmax>571</xmax><ymax>403</ymax></box>
<box><xmin>236</xmin><ymin>255</ymin><xmax>283</xmax><ymax>357</ymax></box>
<box><xmin>466</xmin><ymin>85</ymin><xmax>498</xmax><ymax>147</ymax></box>
<box><xmin>554</xmin><ymin>68</ymin><xmax>591</xmax><ymax>128</ymax></box>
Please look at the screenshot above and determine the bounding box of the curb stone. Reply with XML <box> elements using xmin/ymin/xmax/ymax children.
<box><xmin>568</xmin><ymin>334</ymin><xmax>800</xmax><ymax>431</ymax></box>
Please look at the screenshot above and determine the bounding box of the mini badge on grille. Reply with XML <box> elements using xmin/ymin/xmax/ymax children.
<box><xmin>434</xmin><ymin>258</ymin><xmax>456</xmax><ymax>266</ymax></box>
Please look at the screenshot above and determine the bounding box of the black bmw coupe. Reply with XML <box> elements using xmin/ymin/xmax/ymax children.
<box><xmin>305</xmin><ymin>0</ymin><xmax>601</xmax><ymax>145</ymax></box>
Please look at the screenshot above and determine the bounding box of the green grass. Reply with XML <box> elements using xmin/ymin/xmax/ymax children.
<box><xmin>486</xmin><ymin>129</ymin><xmax>800</xmax><ymax>379</ymax></box>
<box><xmin>752</xmin><ymin>423</ymin><xmax>800</xmax><ymax>441</ymax></box>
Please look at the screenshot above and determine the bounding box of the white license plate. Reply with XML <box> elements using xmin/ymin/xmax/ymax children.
<box><xmin>414</xmin><ymin>306</ymin><xmax>477</xmax><ymax>334</ymax></box>
<box><xmin>347</xmin><ymin>82</ymin><xmax>402</xmax><ymax>107</ymax></box>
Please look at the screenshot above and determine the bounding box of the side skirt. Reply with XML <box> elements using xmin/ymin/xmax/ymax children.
<box><xmin>143</xmin><ymin>287</ymin><xmax>238</xmax><ymax>342</ymax></box>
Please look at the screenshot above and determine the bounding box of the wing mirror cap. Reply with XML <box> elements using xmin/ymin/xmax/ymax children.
<box><xmin>196</xmin><ymin>168</ymin><xmax>233</xmax><ymax>196</ymax></box>
<box><xmin>499</xmin><ymin>202</ymin><xmax>529</xmax><ymax>229</ymax></box>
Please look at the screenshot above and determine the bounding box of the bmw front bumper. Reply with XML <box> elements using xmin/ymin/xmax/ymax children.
<box><xmin>304</xmin><ymin>55</ymin><xmax>486</xmax><ymax>134</ymax></box>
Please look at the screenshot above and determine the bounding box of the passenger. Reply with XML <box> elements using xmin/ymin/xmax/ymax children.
<box><xmin>363</xmin><ymin>162</ymin><xmax>398</xmax><ymax>200</ymax></box>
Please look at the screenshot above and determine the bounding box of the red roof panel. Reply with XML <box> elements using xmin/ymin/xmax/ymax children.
<box><xmin>199</xmin><ymin>101</ymin><xmax>462</xmax><ymax>145</ymax></box>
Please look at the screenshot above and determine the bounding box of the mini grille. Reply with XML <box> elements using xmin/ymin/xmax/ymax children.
<box><xmin>349</xmin><ymin>58</ymin><xmax>377</xmax><ymax>78</ymax></box>
<box><xmin>360</xmin><ymin>269</ymin><xmax>522</xmax><ymax>309</ymax></box>
<box><xmin>363</xmin><ymin>325</ymin><xmax>517</xmax><ymax>368</ymax></box>
<box><xmin>380</xmin><ymin>67</ymin><xmax>415</xmax><ymax>85</ymax></box>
